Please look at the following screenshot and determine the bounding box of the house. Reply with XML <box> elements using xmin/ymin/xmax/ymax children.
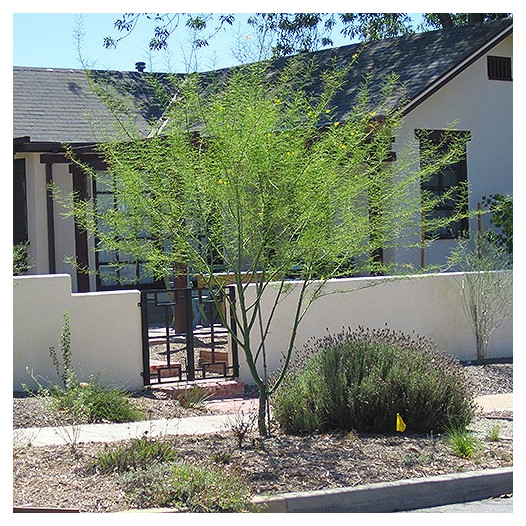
<box><xmin>13</xmin><ymin>18</ymin><xmax>513</xmax><ymax>292</ymax></box>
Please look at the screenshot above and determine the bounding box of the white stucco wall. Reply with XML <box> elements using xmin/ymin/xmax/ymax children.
<box><xmin>392</xmin><ymin>34</ymin><xmax>513</xmax><ymax>270</ymax></box>
<box><xmin>14</xmin><ymin>272</ymin><xmax>512</xmax><ymax>390</ymax></box>
<box><xmin>236</xmin><ymin>272</ymin><xmax>513</xmax><ymax>385</ymax></box>
<box><xmin>13</xmin><ymin>274</ymin><xmax>143</xmax><ymax>391</ymax></box>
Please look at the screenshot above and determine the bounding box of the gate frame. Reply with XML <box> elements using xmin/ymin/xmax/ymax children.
<box><xmin>140</xmin><ymin>286</ymin><xmax>239</xmax><ymax>385</ymax></box>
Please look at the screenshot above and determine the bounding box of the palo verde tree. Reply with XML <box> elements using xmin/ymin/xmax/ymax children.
<box><xmin>60</xmin><ymin>56</ymin><xmax>467</xmax><ymax>435</ymax></box>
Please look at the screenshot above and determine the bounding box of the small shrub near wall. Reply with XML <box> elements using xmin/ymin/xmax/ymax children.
<box><xmin>272</xmin><ymin>327</ymin><xmax>476</xmax><ymax>435</ymax></box>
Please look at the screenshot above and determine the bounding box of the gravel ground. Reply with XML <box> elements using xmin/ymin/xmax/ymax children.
<box><xmin>13</xmin><ymin>360</ymin><xmax>513</xmax><ymax>512</ymax></box>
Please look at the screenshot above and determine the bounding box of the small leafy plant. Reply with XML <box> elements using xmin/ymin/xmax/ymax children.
<box><xmin>177</xmin><ymin>385</ymin><xmax>213</xmax><ymax>409</ymax></box>
<box><xmin>444</xmin><ymin>426</ymin><xmax>480</xmax><ymax>458</ymax></box>
<box><xmin>94</xmin><ymin>433</ymin><xmax>178</xmax><ymax>473</ymax></box>
<box><xmin>486</xmin><ymin>423</ymin><xmax>502</xmax><ymax>442</ymax></box>
<box><xmin>119</xmin><ymin>461</ymin><xmax>255</xmax><ymax>512</ymax></box>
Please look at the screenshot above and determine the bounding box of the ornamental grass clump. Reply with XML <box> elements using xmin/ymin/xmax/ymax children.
<box><xmin>272</xmin><ymin>327</ymin><xmax>475</xmax><ymax>434</ymax></box>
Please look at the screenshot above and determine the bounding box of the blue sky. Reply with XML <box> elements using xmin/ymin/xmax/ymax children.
<box><xmin>13</xmin><ymin>10</ymin><xmax>426</xmax><ymax>73</ymax></box>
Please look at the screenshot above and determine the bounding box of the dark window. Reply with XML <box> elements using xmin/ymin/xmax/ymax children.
<box><xmin>418</xmin><ymin>130</ymin><xmax>470</xmax><ymax>240</ymax></box>
<box><xmin>93</xmin><ymin>171</ymin><xmax>156</xmax><ymax>290</ymax></box>
<box><xmin>13</xmin><ymin>159</ymin><xmax>28</xmax><ymax>244</ymax></box>
<box><xmin>487</xmin><ymin>56</ymin><xmax>512</xmax><ymax>81</ymax></box>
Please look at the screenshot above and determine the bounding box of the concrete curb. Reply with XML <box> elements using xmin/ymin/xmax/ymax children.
<box><xmin>252</xmin><ymin>467</ymin><xmax>513</xmax><ymax>513</ymax></box>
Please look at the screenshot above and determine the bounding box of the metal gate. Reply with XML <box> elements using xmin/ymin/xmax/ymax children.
<box><xmin>140</xmin><ymin>286</ymin><xmax>239</xmax><ymax>385</ymax></box>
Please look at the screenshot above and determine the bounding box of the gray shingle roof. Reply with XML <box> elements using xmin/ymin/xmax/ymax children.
<box><xmin>13</xmin><ymin>18</ymin><xmax>512</xmax><ymax>145</ymax></box>
<box><xmin>285</xmin><ymin>17</ymin><xmax>512</xmax><ymax>122</ymax></box>
<box><xmin>13</xmin><ymin>68</ymin><xmax>178</xmax><ymax>143</ymax></box>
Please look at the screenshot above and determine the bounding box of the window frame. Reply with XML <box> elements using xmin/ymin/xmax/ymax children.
<box><xmin>93</xmin><ymin>171</ymin><xmax>162</xmax><ymax>291</ymax></box>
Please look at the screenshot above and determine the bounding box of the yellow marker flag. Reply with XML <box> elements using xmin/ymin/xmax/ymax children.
<box><xmin>396</xmin><ymin>413</ymin><xmax>406</xmax><ymax>432</ymax></box>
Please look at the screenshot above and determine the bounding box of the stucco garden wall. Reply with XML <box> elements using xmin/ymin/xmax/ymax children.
<box><xmin>237</xmin><ymin>272</ymin><xmax>513</xmax><ymax>384</ymax></box>
<box><xmin>13</xmin><ymin>274</ymin><xmax>143</xmax><ymax>391</ymax></box>
<box><xmin>14</xmin><ymin>272</ymin><xmax>512</xmax><ymax>391</ymax></box>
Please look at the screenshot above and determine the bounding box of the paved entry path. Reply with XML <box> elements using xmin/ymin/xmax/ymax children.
<box><xmin>14</xmin><ymin>397</ymin><xmax>259</xmax><ymax>447</ymax></box>
<box><xmin>14</xmin><ymin>394</ymin><xmax>510</xmax><ymax>448</ymax></box>
<box><xmin>474</xmin><ymin>393</ymin><xmax>513</xmax><ymax>413</ymax></box>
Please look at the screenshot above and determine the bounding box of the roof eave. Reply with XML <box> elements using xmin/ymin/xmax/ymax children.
<box><xmin>402</xmin><ymin>22</ymin><xmax>513</xmax><ymax>116</ymax></box>
<box><xmin>13</xmin><ymin>137</ymin><xmax>99</xmax><ymax>154</ymax></box>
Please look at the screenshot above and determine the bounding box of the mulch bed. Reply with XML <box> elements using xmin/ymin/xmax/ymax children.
<box><xmin>13</xmin><ymin>360</ymin><xmax>513</xmax><ymax>512</ymax></box>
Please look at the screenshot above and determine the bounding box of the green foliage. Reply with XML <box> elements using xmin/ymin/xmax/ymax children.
<box><xmin>177</xmin><ymin>385</ymin><xmax>213</xmax><ymax>409</ymax></box>
<box><xmin>48</xmin><ymin>312</ymin><xmax>72</xmax><ymax>388</ymax></box>
<box><xmin>94</xmin><ymin>434</ymin><xmax>178</xmax><ymax>473</ymax></box>
<box><xmin>482</xmin><ymin>193</ymin><xmax>513</xmax><ymax>255</ymax></box>
<box><xmin>28</xmin><ymin>312</ymin><xmax>144</xmax><ymax>424</ymax></box>
<box><xmin>444</xmin><ymin>426</ymin><xmax>480</xmax><ymax>458</ymax></box>
<box><xmin>13</xmin><ymin>243</ymin><xmax>31</xmax><ymax>275</ymax></box>
<box><xmin>486</xmin><ymin>423</ymin><xmax>502</xmax><ymax>442</ymax></box>
<box><xmin>120</xmin><ymin>461</ymin><xmax>255</xmax><ymax>512</ymax></box>
<box><xmin>104</xmin><ymin>13</ymin><xmax>511</xmax><ymax>58</ymax></box>
<box><xmin>60</xmin><ymin>56</ymin><xmax>469</xmax><ymax>435</ymax></box>
<box><xmin>45</xmin><ymin>375</ymin><xmax>145</xmax><ymax>424</ymax></box>
<box><xmin>272</xmin><ymin>327</ymin><xmax>475</xmax><ymax>434</ymax></box>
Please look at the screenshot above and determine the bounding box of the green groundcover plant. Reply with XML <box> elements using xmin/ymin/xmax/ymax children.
<box><xmin>119</xmin><ymin>461</ymin><xmax>255</xmax><ymax>512</ymax></box>
<box><xmin>272</xmin><ymin>326</ymin><xmax>476</xmax><ymax>434</ymax></box>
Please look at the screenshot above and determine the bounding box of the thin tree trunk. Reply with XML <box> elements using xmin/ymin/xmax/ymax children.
<box><xmin>258</xmin><ymin>388</ymin><xmax>268</xmax><ymax>436</ymax></box>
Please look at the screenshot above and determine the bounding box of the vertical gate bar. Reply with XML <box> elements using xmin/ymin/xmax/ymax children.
<box><xmin>164</xmin><ymin>293</ymin><xmax>171</xmax><ymax>368</ymax></box>
<box><xmin>185</xmin><ymin>288</ymin><xmax>195</xmax><ymax>380</ymax></box>
<box><xmin>210</xmin><ymin>292</ymin><xmax>216</xmax><ymax>363</ymax></box>
<box><xmin>140</xmin><ymin>291</ymin><xmax>151</xmax><ymax>386</ymax></box>
<box><xmin>229</xmin><ymin>286</ymin><xmax>239</xmax><ymax>378</ymax></box>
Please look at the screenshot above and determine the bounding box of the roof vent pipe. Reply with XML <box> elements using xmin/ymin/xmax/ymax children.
<box><xmin>135</xmin><ymin>62</ymin><xmax>146</xmax><ymax>73</ymax></box>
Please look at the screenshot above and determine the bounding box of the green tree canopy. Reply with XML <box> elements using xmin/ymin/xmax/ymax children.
<box><xmin>59</xmin><ymin>56</ymin><xmax>468</xmax><ymax>434</ymax></box>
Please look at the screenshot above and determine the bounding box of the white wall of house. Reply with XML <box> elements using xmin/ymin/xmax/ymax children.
<box><xmin>392</xmin><ymin>34</ymin><xmax>513</xmax><ymax>270</ymax></box>
<box><xmin>236</xmin><ymin>272</ymin><xmax>512</xmax><ymax>385</ymax></box>
<box><xmin>13</xmin><ymin>274</ymin><xmax>143</xmax><ymax>391</ymax></box>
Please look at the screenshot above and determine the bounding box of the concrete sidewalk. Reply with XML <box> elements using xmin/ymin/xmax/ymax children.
<box><xmin>475</xmin><ymin>393</ymin><xmax>513</xmax><ymax>413</ymax></box>
<box><xmin>14</xmin><ymin>412</ymin><xmax>243</xmax><ymax>447</ymax></box>
<box><xmin>13</xmin><ymin>393</ymin><xmax>511</xmax><ymax>447</ymax></box>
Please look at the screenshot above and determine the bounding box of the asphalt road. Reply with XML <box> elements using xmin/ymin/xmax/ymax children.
<box><xmin>403</xmin><ymin>496</ymin><xmax>513</xmax><ymax>513</ymax></box>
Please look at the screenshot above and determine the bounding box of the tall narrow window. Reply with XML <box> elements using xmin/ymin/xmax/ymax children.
<box><xmin>94</xmin><ymin>171</ymin><xmax>156</xmax><ymax>290</ymax></box>
<box><xmin>13</xmin><ymin>159</ymin><xmax>28</xmax><ymax>244</ymax></box>
<box><xmin>418</xmin><ymin>130</ymin><xmax>470</xmax><ymax>239</ymax></box>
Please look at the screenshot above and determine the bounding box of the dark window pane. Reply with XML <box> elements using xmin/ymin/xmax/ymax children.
<box><xmin>418</xmin><ymin>130</ymin><xmax>469</xmax><ymax>239</ymax></box>
<box><xmin>13</xmin><ymin>159</ymin><xmax>28</xmax><ymax>244</ymax></box>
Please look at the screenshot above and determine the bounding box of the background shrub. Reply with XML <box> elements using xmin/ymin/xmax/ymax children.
<box><xmin>272</xmin><ymin>326</ymin><xmax>475</xmax><ymax>434</ymax></box>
